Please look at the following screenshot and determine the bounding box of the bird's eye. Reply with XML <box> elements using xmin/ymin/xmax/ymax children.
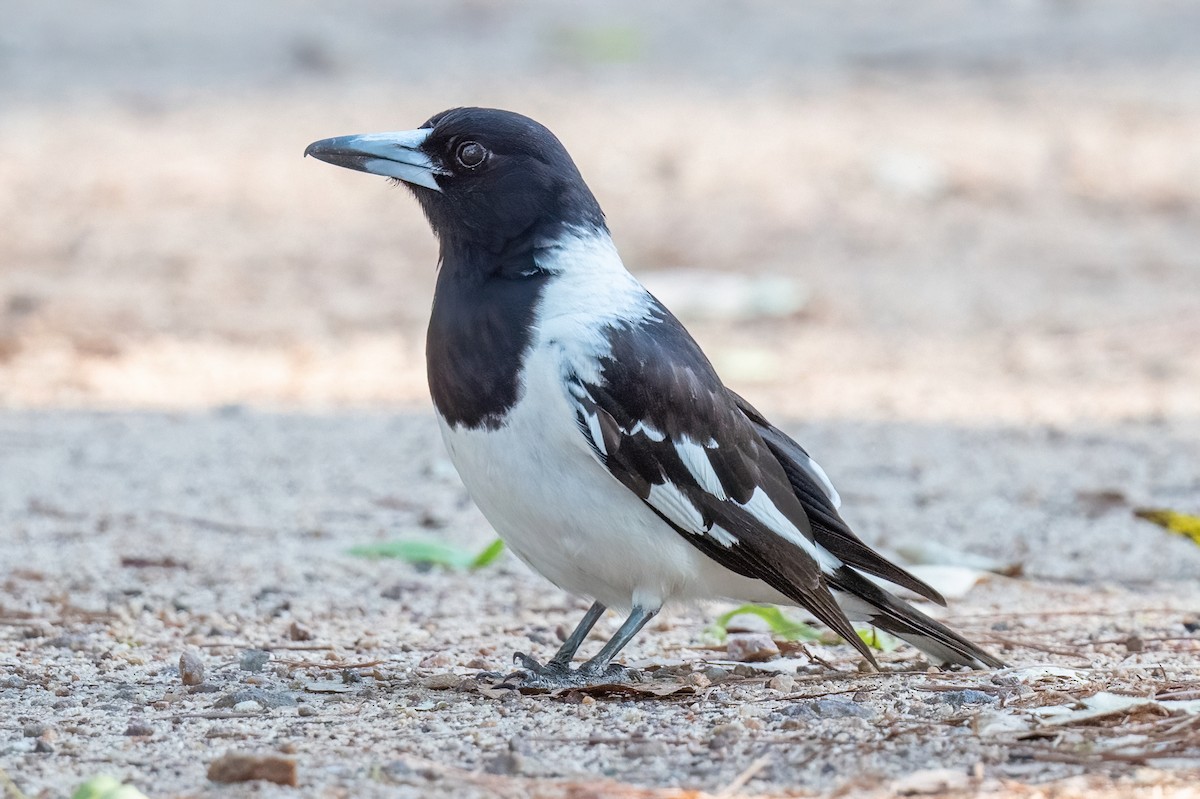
<box><xmin>455</xmin><ymin>141</ymin><xmax>488</xmax><ymax>169</ymax></box>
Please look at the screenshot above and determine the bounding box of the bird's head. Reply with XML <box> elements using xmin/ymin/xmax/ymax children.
<box><xmin>305</xmin><ymin>107</ymin><xmax>606</xmax><ymax>252</ymax></box>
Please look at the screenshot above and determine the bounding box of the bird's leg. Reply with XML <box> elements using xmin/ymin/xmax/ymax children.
<box><xmin>512</xmin><ymin>601</ymin><xmax>606</xmax><ymax>677</ymax></box>
<box><xmin>577</xmin><ymin>605</ymin><xmax>657</xmax><ymax>679</ymax></box>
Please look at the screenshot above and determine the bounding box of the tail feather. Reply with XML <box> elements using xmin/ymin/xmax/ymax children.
<box><xmin>830</xmin><ymin>567</ymin><xmax>1006</xmax><ymax>669</ymax></box>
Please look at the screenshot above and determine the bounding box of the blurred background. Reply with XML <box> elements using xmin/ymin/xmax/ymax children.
<box><xmin>3</xmin><ymin>0</ymin><xmax>1199</xmax><ymax>424</ymax></box>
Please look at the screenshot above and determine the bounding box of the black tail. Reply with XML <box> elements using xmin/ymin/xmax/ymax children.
<box><xmin>830</xmin><ymin>567</ymin><xmax>1006</xmax><ymax>668</ymax></box>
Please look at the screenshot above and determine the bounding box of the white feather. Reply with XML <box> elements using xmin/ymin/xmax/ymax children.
<box><xmin>738</xmin><ymin>487</ymin><xmax>841</xmax><ymax>573</ymax></box>
<box><xmin>675</xmin><ymin>438</ymin><xmax>726</xmax><ymax>500</ymax></box>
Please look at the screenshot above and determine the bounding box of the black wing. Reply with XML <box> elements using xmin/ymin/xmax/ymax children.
<box><xmin>729</xmin><ymin>391</ymin><xmax>946</xmax><ymax>605</ymax></box>
<box><xmin>566</xmin><ymin>301</ymin><xmax>876</xmax><ymax>665</ymax></box>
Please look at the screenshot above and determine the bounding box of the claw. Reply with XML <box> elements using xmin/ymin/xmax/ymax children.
<box><xmin>489</xmin><ymin>651</ymin><xmax>638</xmax><ymax>687</ymax></box>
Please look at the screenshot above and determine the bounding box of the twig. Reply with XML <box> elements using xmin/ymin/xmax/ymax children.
<box><xmin>196</xmin><ymin>642</ymin><xmax>336</xmax><ymax>652</ymax></box>
<box><xmin>982</xmin><ymin>635</ymin><xmax>1090</xmax><ymax>659</ymax></box>
<box><xmin>717</xmin><ymin>755</ymin><xmax>771</xmax><ymax>797</ymax></box>
<box><xmin>275</xmin><ymin>658</ymin><xmax>385</xmax><ymax>670</ymax></box>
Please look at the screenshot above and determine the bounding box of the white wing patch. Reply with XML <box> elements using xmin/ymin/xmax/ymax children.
<box><xmin>802</xmin><ymin>453</ymin><xmax>842</xmax><ymax>509</ymax></box>
<box><xmin>674</xmin><ymin>438</ymin><xmax>726</xmax><ymax>500</ymax></box>
<box><xmin>708</xmin><ymin>525</ymin><xmax>738</xmax><ymax>547</ymax></box>
<box><xmin>582</xmin><ymin>412</ymin><xmax>607</xmax><ymax>456</ymax></box>
<box><xmin>739</xmin><ymin>487</ymin><xmax>841</xmax><ymax>573</ymax></box>
<box><xmin>647</xmin><ymin>482</ymin><xmax>705</xmax><ymax>531</ymax></box>
<box><xmin>646</xmin><ymin>481</ymin><xmax>740</xmax><ymax>549</ymax></box>
<box><xmin>628</xmin><ymin>421</ymin><xmax>665</xmax><ymax>442</ymax></box>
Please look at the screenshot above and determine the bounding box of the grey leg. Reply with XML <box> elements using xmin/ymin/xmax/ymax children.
<box><xmin>512</xmin><ymin>601</ymin><xmax>606</xmax><ymax>676</ymax></box>
<box><xmin>578</xmin><ymin>605</ymin><xmax>657</xmax><ymax>677</ymax></box>
<box><xmin>548</xmin><ymin>601</ymin><xmax>607</xmax><ymax>667</ymax></box>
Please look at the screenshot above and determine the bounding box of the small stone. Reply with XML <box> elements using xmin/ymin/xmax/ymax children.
<box><xmin>239</xmin><ymin>649</ymin><xmax>271</xmax><ymax>672</ymax></box>
<box><xmin>287</xmin><ymin>621</ymin><xmax>313</xmax><ymax>641</ymax></box>
<box><xmin>1123</xmin><ymin>635</ymin><xmax>1145</xmax><ymax>653</ymax></box>
<box><xmin>419</xmin><ymin>652</ymin><xmax>453</xmax><ymax>669</ymax></box>
<box><xmin>686</xmin><ymin>672</ymin><xmax>711</xmax><ymax>688</ymax></box>
<box><xmin>23</xmin><ymin>722</ymin><xmax>47</xmax><ymax>737</ymax></box>
<box><xmin>179</xmin><ymin>649</ymin><xmax>205</xmax><ymax>686</ymax></box>
<box><xmin>483</xmin><ymin>750</ymin><xmax>523</xmax><ymax>775</ymax></box>
<box><xmin>33</xmin><ymin>739</ymin><xmax>54</xmax><ymax>753</ymax></box>
<box><xmin>891</xmin><ymin>768</ymin><xmax>969</xmax><ymax>795</ymax></box>
<box><xmin>465</xmin><ymin>657</ymin><xmax>491</xmax><ymax>670</ymax></box>
<box><xmin>934</xmin><ymin>690</ymin><xmax>998</xmax><ymax>708</ymax></box>
<box><xmin>628</xmin><ymin>740</ymin><xmax>669</xmax><ymax>759</ymax></box>
<box><xmin>726</xmin><ymin>633</ymin><xmax>779</xmax><ymax>662</ymax></box>
<box><xmin>214</xmin><ymin>688</ymin><xmax>297</xmax><ymax>709</ymax></box>
<box><xmin>207</xmin><ymin>751</ymin><xmax>298</xmax><ymax>786</ymax></box>
<box><xmin>1</xmin><ymin>676</ymin><xmax>26</xmax><ymax>689</ymax></box>
<box><xmin>783</xmin><ymin>699</ymin><xmax>873</xmax><ymax>720</ymax></box>
<box><xmin>422</xmin><ymin>673</ymin><xmax>461</xmax><ymax>690</ymax></box>
<box><xmin>297</xmin><ymin>705</ymin><xmax>317</xmax><ymax>717</ymax></box>
<box><xmin>124</xmin><ymin>722</ymin><xmax>154</xmax><ymax>737</ymax></box>
<box><xmin>767</xmin><ymin>674</ymin><xmax>796</xmax><ymax>693</ymax></box>
<box><xmin>703</xmin><ymin>666</ymin><xmax>730</xmax><ymax>682</ymax></box>
<box><xmin>233</xmin><ymin>700</ymin><xmax>263</xmax><ymax>713</ymax></box>
<box><xmin>732</xmin><ymin>664</ymin><xmax>757</xmax><ymax>678</ymax></box>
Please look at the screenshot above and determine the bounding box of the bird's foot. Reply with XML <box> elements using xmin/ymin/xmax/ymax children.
<box><xmin>512</xmin><ymin>651</ymin><xmax>571</xmax><ymax>679</ymax></box>
<box><xmin>489</xmin><ymin>652</ymin><xmax>640</xmax><ymax>688</ymax></box>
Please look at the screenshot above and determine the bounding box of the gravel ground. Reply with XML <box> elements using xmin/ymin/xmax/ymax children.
<box><xmin>2</xmin><ymin>1</ymin><xmax>1200</xmax><ymax>797</ymax></box>
<box><xmin>2</xmin><ymin>411</ymin><xmax>1198</xmax><ymax>797</ymax></box>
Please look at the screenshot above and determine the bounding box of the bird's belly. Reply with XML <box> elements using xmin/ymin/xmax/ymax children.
<box><xmin>436</xmin><ymin>368</ymin><xmax>765</xmax><ymax>612</ymax></box>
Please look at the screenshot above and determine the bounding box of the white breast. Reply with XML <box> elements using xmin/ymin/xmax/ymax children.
<box><xmin>435</xmin><ymin>232</ymin><xmax>778</xmax><ymax>611</ymax></box>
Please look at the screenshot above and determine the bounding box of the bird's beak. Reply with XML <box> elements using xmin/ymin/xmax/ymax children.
<box><xmin>304</xmin><ymin>129</ymin><xmax>443</xmax><ymax>192</ymax></box>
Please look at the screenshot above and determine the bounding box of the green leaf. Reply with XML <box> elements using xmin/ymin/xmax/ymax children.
<box><xmin>347</xmin><ymin>538</ymin><xmax>506</xmax><ymax>571</ymax></box>
<box><xmin>71</xmin><ymin>777</ymin><xmax>149</xmax><ymax>799</ymax></box>
<box><xmin>707</xmin><ymin>605</ymin><xmax>902</xmax><ymax>652</ymax></box>
<box><xmin>856</xmin><ymin>626</ymin><xmax>902</xmax><ymax>652</ymax></box>
<box><xmin>707</xmin><ymin>604</ymin><xmax>824</xmax><ymax>643</ymax></box>
<box><xmin>1135</xmin><ymin>507</ymin><xmax>1200</xmax><ymax>545</ymax></box>
<box><xmin>468</xmin><ymin>539</ymin><xmax>506</xmax><ymax>570</ymax></box>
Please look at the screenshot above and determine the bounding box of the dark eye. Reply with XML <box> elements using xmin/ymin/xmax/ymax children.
<box><xmin>455</xmin><ymin>141</ymin><xmax>488</xmax><ymax>169</ymax></box>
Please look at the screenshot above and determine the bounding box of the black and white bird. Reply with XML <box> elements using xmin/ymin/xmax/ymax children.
<box><xmin>305</xmin><ymin>108</ymin><xmax>1004</xmax><ymax>678</ymax></box>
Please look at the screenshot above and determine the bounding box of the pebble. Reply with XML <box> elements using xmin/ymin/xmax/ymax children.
<box><xmin>419</xmin><ymin>652</ymin><xmax>454</xmax><ymax>669</ymax></box>
<box><xmin>628</xmin><ymin>740</ymin><xmax>670</xmax><ymax>759</ymax></box>
<box><xmin>287</xmin><ymin>621</ymin><xmax>313</xmax><ymax>641</ymax></box>
<box><xmin>207</xmin><ymin>751</ymin><xmax>298</xmax><ymax>786</ymax></box>
<box><xmin>703</xmin><ymin>666</ymin><xmax>730</xmax><ymax>682</ymax></box>
<box><xmin>179</xmin><ymin>649</ymin><xmax>204</xmax><ymax>686</ymax></box>
<box><xmin>483</xmin><ymin>751</ymin><xmax>524</xmax><ymax>776</ymax></box>
<box><xmin>233</xmin><ymin>700</ymin><xmax>263</xmax><ymax>713</ymax></box>
<box><xmin>890</xmin><ymin>767</ymin><xmax>969</xmax><ymax>795</ymax></box>
<box><xmin>726</xmin><ymin>633</ymin><xmax>780</xmax><ymax>662</ymax></box>
<box><xmin>297</xmin><ymin>705</ymin><xmax>317</xmax><ymax>717</ymax></box>
<box><xmin>23</xmin><ymin>722</ymin><xmax>47</xmax><ymax>737</ymax></box>
<box><xmin>783</xmin><ymin>698</ymin><xmax>874</xmax><ymax>720</ymax></box>
<box><xmin>422</xmin><ymin>673</ymin><xmax>462</xmax><ymax>690</ymax></box>
<box><xmin>767</xmin><ymin>674</ymin><xmax>796</xmax><ymax>693</ymax></box>
<box><xmin>124</xmin><ymin>722</ymin><xmax>154</xmax><ymax>737</ymax></box>
<box><xmin>1</xmin><ymin>676</ymin><xmax>26</xmax><ymax>689</ymax></box>
<box><xmin>214</xmin><ymin>688</ymin><xmax>297</xmax><ymax>709</ymax></box>
<box><xmin>928</xmin><ymin>689</ymin><xmax>997</xmax><ymax>708</ymax></box>
<box><xmin>239</xmin><ymin>649</ymin><xmax>271</xmax><ymax>672</ymax></box>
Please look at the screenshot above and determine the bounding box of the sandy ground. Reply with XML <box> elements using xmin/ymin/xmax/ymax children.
<box><xmin>2</xmin><ymin>1</ymin><xmax>1200</xmax><ymax>797</ymax></box>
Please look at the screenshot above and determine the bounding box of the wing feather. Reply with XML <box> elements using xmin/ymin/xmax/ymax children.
<box><xmin>568</xmin><ymin>305</ymin><xmax>875</xmax><ymax>665</ymax></box>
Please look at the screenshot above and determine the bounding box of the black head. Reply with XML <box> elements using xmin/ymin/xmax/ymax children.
<box><xmin>305</xmin><ymin>107</ymin><xmax>606</xmax><ymax>252</ymax></box>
